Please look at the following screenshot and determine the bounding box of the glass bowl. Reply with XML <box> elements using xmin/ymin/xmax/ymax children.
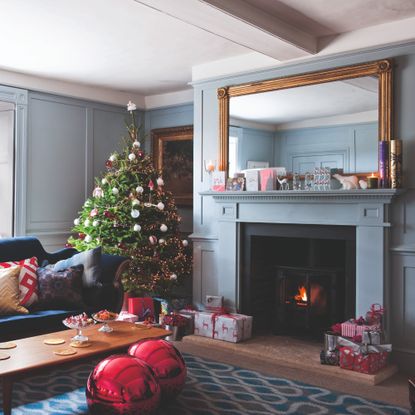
<box><xmin>63</xmin><ymin>314</ymin><xmax>94</xmax><ymax>343</ymax></box>
<box><xmin>92</xmin><ymin>311</ymin><xmax>118</xmax><ymax>333</ymax></box>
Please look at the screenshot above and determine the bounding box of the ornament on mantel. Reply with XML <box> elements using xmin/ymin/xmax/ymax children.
<box><xmin>160</xmin><ymin>224</ymin><xmax>168</xmax><ymax>232</ymax></box>
<box><xmin>109</xmin><ymin>154</ymin><xmax>117</xmax><ymax>162</ymax></box>
<box><xmin>170</xmin><ymin>273</ymin><xmax>178</xmax><ymax>281</ymax></box>
<box><xmin>182</xmin><ymin>240</ymin><xmax>189</xmax><ymax>247</ymax></box>
<box><xmin>157</xmin><ymin>177</ymin><xmax>164</xmax><ymax>186</ymax></box>
<box><xmin>149</xmin><ymin>235</ymin><xmax>157</xmax><ymax>245</ymax></box>
<box><xmin>133</xmin><ymin>140</ymin><xmax>140</xmax><ymax>148</ymax></box>
<box><xmin>133</xmin><ymin>224</ymin><xmax>141</xmax><ymax>232</ymax></box>
<box><xmin>84</xmin><ymin>219</ymin><xmax>91</xmax><ymax>227</ymax></box>
<box><xmin>90</xmin><ymin>208</ymin><xmax>98</xmax><ymax>217</ymax></box>
<box><xmin>157</xmin><ymin>202</ymin><xmax>165</xmax><ymax>211</ymax></box>
<box><xmin>136</xmin><ymin>186</ymin><xmax>144</xmax><ymax>194</ymax></box>
<box><xmin>128</xmin><ymin>153</ymin><xmax>136</xmax><ymax>161</ymax></box>
<box><xmin>85</xmin><ymin>235</ymin><xmax>92</xmax><ymax>243</ymax></box>
<box><xmin>149</xmin><ymin>180</ymin><xmax>154</xmax><ymax>191</ymax></box>
<box><xmin>112</xmin><ymin>187</ymin><xmax>119</xmax><ymax>195</ymax></box>
<box><xmin>131</xmin><ymin>209</ymin><xmax>140</xmax><ymax>218</ymax></box>
<box><xmin>74</xmin><ymin>218</ymin><xmax>80</xmax><ymax>226</ymax></box>
<box><xmin>132</xmin><ymin>199</ymin><xmax>140</xmax><ymax>206</ymax></box>
<box><xmin>92</xmin><ymin>220</ymin><xmax>99</xmax><ymax>227</ymax></box>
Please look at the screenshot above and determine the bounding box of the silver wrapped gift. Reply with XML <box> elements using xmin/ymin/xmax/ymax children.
<box><xmin>362</xmin><ymin>330</ymin><xmax>381</xmax><ymax>345</ymax></box>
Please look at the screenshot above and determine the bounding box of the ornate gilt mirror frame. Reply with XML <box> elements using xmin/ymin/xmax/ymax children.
<box><xmin>217</xmin><ymin>59</ymin><xmax>393</xmax><ymax>173</ymax></box>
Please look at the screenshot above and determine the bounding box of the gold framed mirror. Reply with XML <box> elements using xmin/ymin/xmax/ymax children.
<box><xmin>217</xmin><ymin>60</ymin><xmax>392</xmax><ymax>177</ymax></box>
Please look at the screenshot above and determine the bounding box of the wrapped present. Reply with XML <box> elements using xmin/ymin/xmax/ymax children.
<box><xmin>128</xmin><ymin>297</ymin><xmax>154</xmax><ymax>321</ymax></box>
<box><xmin>153</xmin><ymin>297</ymin><xmax>172</xmax><ymax>316</ymax></box>
<box><xmin>341</xmin><ymin>319</ymin><xmax>380</xmax><ymax>338</ymax></box>
<box><xmin>212</xmin><ymin>313</ymin><xmax>252</xmax><ymax>343</ymax></box>
<box><xmin>365</xmin><ymin>303</ymin><xmax>384</xmax><ymax>325</ymax></box>
<box><xmin>205</xmin><ymin>295</ymin><xmax>224</xmax><ymax>312</ymax></box>
<box><xmin>194</xmin><ymin>311</ymin><xmax>214</xmax><ymax>337</ymax></box>
<box><xmin>116</xmin><ymin>311</ymin><xmax>138</xmax><ymax>323</ymax></box>
<box><xmin>179</xmin><ymin>313</ymin><xmax>194</xmax><ymax>336</ymax></box>
<box><xmin>194</xmin><ymin>311</ymin><xmax>253</xmax><ymax>343</ymax></box>
<box><xmin>362</xmin><ymin>330</ymin><xmax>381</xmax><ymax>345</ymax></box>
<box><xmin>339</xmin><ymin>346</ymin><xmax>389</xmax><ymax>374</ymax></box>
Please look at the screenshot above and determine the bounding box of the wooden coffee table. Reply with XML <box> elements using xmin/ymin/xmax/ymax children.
<box><xmin>0</xmin><ymin>321</ymin><xmax>170</xmax><ymax>415</ymax></box>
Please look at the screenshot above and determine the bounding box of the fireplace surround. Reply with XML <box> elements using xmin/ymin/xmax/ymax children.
<box><xmin>202</xmin><ymin>189</ymin><xmax>401</xmax><ymax>339</ymax></box>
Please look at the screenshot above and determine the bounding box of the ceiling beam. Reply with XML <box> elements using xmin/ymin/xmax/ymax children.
<box><xmin>134</xmin><ymin>0</ymin><xmax>317</xmax><ymax>60</ymax></box>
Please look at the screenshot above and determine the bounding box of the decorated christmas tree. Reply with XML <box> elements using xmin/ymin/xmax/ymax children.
<box><xmin>68</xmin><ymin>101</ymin><xmax>191</xmax><ymax>297</ymax></box>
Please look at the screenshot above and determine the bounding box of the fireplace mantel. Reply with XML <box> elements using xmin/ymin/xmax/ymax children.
<box><xmin>200</xmin><ymin>188</ymin><xmax>403</xmax><ymax>322</ymax></box>
<box><xmin>201</xmin><ymin>189</ymin><xmax>401</xmax><ymax>203</ymax></box>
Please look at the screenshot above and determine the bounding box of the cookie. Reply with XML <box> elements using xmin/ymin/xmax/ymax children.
<box><xmin>44</xmin><ymin>338</ymin><xmax>65</xmax><ymax>345</ymax></box>
<box><xmin>53</xmin><ymin>348</ymin><xmax>77</xmax><ymax>356</ymax></box>
<box><xmin>0</xmin><ymin>342</ymin><xmax>17</xmax><ymax>349</ymax></box>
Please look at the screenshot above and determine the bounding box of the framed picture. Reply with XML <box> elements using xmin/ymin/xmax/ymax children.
<box><xmin>226</xmin><ymin>177</ymin><xmax>245</xmax><ymax>191</ymax></box>
<box><xmin>151</xmin><ymin>126</ymin><xmax>193</xmax><ymax>206</ymax></box>
<box><xmin>247</xmin><ymin>160</ymin><xmax>269</xmax><ymax>169</ymax></box>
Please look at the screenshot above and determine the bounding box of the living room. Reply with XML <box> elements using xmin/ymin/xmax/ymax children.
<box><xmin>1</xmin><ymin>1</ymin><xmax>415</xmax><ymax>414</ymax></box>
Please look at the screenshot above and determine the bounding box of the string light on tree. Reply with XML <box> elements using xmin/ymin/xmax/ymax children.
<box><xmin>67</xmin><ymin>100</ymin><xmax>192</xmax><ymax>298</ymax></box>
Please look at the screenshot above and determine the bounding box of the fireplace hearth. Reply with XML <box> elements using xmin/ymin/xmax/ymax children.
<box><xmin>241</xmin><ymin>223</ymin><xmax>355</xmax><ymax>337</ymax></box>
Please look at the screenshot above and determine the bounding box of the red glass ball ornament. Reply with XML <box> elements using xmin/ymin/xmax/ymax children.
<box><xmin>105</xmin><ymin>160</ymin><xmax>113</xmax><ymax>169</ymax></box>
<box><xmin>138</xmin><ymin>150</ymin><xmax>144</xmax><ymax>158</ymax></box>
<box><xmin>86</xmin><ymin>354</ymin><xmax>161</xmax><ymax>415</ymax></box>
<box><xmin>103</xmin><ymin>210</ymin><xmax>112</xmax><ymax>218</ymax></box>
<box><xmin>78</xmin><ymin>233</ymin><xmax>86</xmax><ymax>240</ymax></box>
<box><xmin>65</xmin><ymin>242</ymin><xmax>73</xmax><ymax>248</ymax></box>
<box><xmin>128</xmin><ymin>339</ymin><xmax>187</xmax><ymax>400</ymax></box>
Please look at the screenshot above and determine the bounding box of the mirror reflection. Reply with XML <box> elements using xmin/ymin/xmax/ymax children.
<box><xmin>228</xmin><ymin>76</ymin><xmax>378</xmax><ymax>177</ymax></box>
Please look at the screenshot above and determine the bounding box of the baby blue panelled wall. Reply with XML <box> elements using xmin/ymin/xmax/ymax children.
<box><xmin>145</xmin><ymin>104</ymin><xmax>194</xmax><ymax>234</ymax></box>
<box><xmin>0</xmin><ymin>88</ymin><xmax>194</xmax><ymax>251</ymax></box>
<box><xmin>192</xmin><ymin>43</ymin><xmax>415</xmax><ymax>371</ymax></box>
<box><xmin>26</xmin><ymin>92</ymin><xmax>139</xmax><ymax>251</ymax></box>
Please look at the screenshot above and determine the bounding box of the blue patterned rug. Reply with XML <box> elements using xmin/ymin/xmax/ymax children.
<box><xmin>0</xmin><ymin>353</ymin><xmax>409</xmax><ymax>414</ymax></box>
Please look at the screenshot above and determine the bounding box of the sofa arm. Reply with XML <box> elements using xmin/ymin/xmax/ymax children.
<box><xmin>45</xmin><ymin>247</ymin><xmax>79</xmax><ymax>264</ymax></box>
<box><xmin>84</xmin><ymin>256</ymin><xmax>129</xmax><ymax>313</ymax></box>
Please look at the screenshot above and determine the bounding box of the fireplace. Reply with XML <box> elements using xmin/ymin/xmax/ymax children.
<box><xmin>201</xmin><ymin>189</ymin><xmax>399</xmax><ymax>339</ymax></box>
<box><xmin>241</xmin><ymin>223</ymin><xmax>356</xmax><ymax>336</ymax></box>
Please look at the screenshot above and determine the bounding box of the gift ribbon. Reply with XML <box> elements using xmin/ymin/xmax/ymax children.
<box><xmin>367</xmin><ymin>303</ymin><xmax>384</xmax><ymax>321</ymax></box>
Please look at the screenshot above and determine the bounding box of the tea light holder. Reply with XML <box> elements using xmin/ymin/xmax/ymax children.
<box><xmin>367</xmin><ymin>174</ymin><xmax>379</xmax><ymax>189</ymax></box>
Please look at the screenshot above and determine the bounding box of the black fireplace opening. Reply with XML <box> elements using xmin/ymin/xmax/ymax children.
<box><xmin>241</xmin><ymin>223</ymin><xmax>356</xmax><ymax>338</ymax></box>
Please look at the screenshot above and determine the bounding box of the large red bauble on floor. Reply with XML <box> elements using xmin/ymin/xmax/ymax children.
<box><xmin>86</xmin><ymin>354</ymin><xmax>161</xmax><ymax>415</ymax></box>
<box><xmin>128</xmin><ymin>339</ymin><xmax>187</xmax><ymax>400</ymax></box>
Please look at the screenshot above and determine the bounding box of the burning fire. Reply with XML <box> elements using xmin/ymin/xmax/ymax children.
<box><xmin>294</xmin><ymin>285</ymin><xmax>308</xmax><ymax>303</ymax></box>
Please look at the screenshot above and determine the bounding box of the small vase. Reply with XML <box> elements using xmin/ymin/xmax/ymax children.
<box><xmin>164</xmin><ymin>325</ymin><xmax>182</xmax><ymax>342</ymax></box>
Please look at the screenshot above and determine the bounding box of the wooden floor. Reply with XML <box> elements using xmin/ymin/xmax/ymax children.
<box><xmin>176</xmin><ymin>334</ymin><xmax>410</xmax><ymax>409</ymax></box>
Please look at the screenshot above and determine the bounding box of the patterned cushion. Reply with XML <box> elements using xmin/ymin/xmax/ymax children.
<box><xmin>36</xmin><ymin>266</ymin><xmax>85</xmax><ymax>309</ymax></box>
<box><xmin>0</xmin><ymin>266</ymin><xmax>29</xmax><ymax>315</ymax></box>
<box><xmin>0</xmin><ymin>257</ymin><xmax>39</xmax><ymax>307</ymax></box>
<box><xmin>53</xmin><ymin>247</ymin><xmax>101</xmax><ymax>288</ymax></box>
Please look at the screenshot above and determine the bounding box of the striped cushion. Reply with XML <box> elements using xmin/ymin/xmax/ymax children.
<box><xmin>0</xmin><ymin>257</ymin><xmax>39</xmax><ymax>307</ymax></box>
<box><xmin>0</xmin><ymin>266</ymin><xmax>29</xmax><ymax>315</ymax></box>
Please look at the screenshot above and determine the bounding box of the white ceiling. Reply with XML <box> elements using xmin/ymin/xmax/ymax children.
<box><xmin>0</xmin><ymin>0</ymin><xmax>415</xmax><ymax>105</ymax></box>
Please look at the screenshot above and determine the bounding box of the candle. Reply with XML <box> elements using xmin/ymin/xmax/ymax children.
<box><xmin>367</xmin><ymin>173</ymin><xmax>379</xmax><ymax>189</ymax></box>
<box><xmin>205</xmin><ymin>160</ymin><xmax>215</xmax><ymax>173</ymax></box>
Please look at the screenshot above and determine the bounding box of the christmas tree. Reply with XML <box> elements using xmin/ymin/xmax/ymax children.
<box><xmin>68</xmin><ymin>101</ymin><xmax>191</xmax><ymax>297</ymax></box>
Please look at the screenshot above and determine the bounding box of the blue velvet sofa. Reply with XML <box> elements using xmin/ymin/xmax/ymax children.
<box><xmin>0</xmin><ymin>237</ymin><xmax>129</xmax><ymax>341</ymax></box>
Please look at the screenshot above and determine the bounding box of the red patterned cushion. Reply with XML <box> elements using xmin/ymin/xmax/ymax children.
<box><xmin>0</xmin><ymin>257</ymin><xmax>39</xmax><ymax>307</ymax></box>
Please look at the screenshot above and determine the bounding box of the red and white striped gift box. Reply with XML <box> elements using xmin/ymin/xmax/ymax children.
<box><xmin>341</xmin><ymin>321</ymin><xmax>380</xmax><ymax>338</ymax></box>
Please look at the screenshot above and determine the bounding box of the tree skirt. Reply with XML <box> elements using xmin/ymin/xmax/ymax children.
<box><xmin>1</xmin><ymin>354</ymin><xmax>409</xmax><ymax>415</ymax></box>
